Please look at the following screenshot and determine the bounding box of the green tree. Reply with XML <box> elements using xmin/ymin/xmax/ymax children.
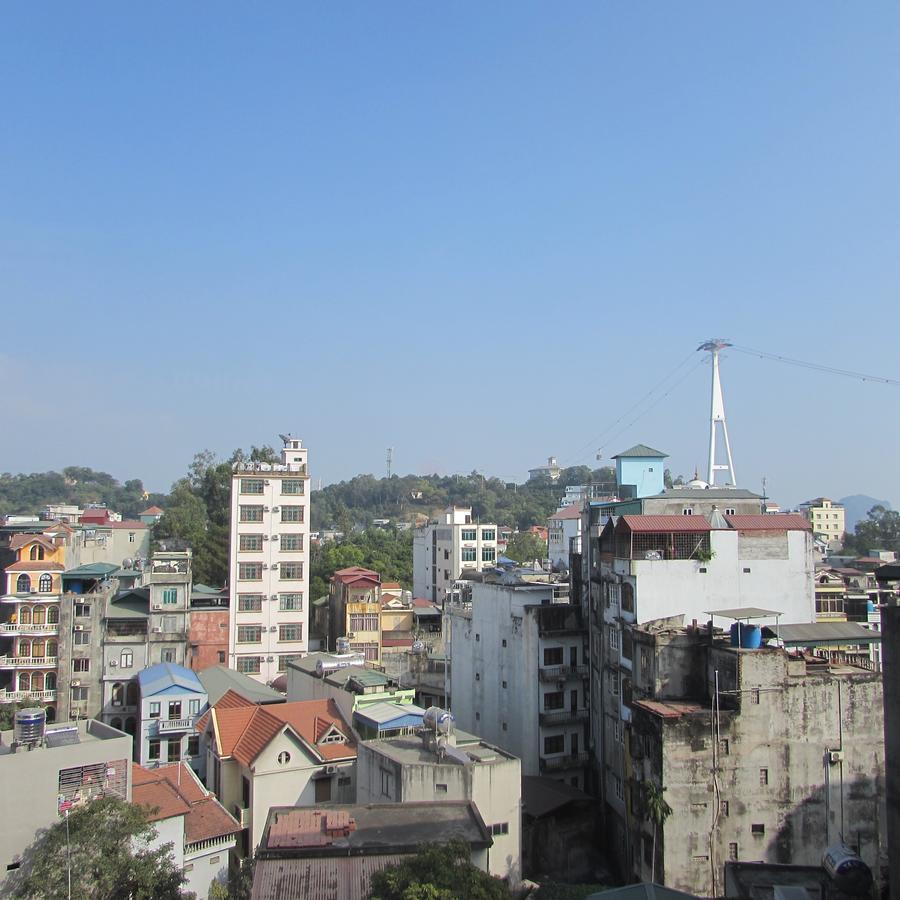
<box><xmin>369</xmin><ymin>839</ymin><xmax>511</xmax><ymax>900</ymax></box>
<box><xmin>9</xmin><ymin>795</ymin><xmax>191</xmax><ymax>899</ymax></box>
<box><xmin>844</xmin><ymin>505</ymin><xmax>900</xmax><ymax>556</ymax></box>
<box><xmin>645</xmin><ymin>781</ymin><xmax>672</xmax><ymax>883</ymax></box>
<box><xmin>504</xmin><ymin>532</ymin><xmax>547</xmax><ymax>565</ymax></box>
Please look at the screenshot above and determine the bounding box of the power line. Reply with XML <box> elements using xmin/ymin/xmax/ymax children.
<box><xmin>730</xmin><ymin>344</ymin><xmax>900</xmax><ymax>387</ymax></box>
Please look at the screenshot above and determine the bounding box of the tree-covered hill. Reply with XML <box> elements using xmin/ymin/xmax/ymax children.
<box><xmin>0</xmin><ymin>467</ymin><xmax>166</xmax><ymax>519</ymax></box>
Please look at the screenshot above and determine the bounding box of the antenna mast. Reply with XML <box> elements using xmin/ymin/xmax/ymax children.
<box><xmin>698</xmin><ymin>339</ymin><xmax>737</xmax><ymax>486</ymax></box>
<box><xmin>386</xmin><ymin>447</ymin><xmax>393</xmax><ymax>480</ymax></box>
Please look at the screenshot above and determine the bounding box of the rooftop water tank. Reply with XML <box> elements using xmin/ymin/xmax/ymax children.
<box><xmin>411</xmin><ymin>640</ymin><xmax>426</xmax><ymax>654</ymax></box>
<box><xmin>335</xmin><ymin>636</ymin><xmax>351</xmax><ymax>654</ymax></box>
<box><xmin>730</xmin><ymin>622</ymin><xmax>762</xmax><ymax>649</ymax></box>
<box><xmin>822</xmin><ymin>844</ymin><xmax>872</xmax><ymax>895</ymax></box>
<box><xmin>423</xmin><ymin>706</ymin><xmax>454</xmax><ymax>735</ymax></box>
<box><xmin>15</xmin><ymin>707</ymin><xmax>46</xmax><ymax>747</ymax></box>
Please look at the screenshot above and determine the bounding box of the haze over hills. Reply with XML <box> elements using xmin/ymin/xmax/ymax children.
<box><xmin>839</xmin><ymin>495</ymin><xmax>893</xmax><ymax>533</ymax></box>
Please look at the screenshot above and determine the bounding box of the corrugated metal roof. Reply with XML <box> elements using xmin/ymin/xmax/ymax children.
<box><xmin>725</xmin><ymin>514</ymin><xmax>811</xmax><ymax>531</ymax></box>
<box><xmin>706</xmin><ymin>607</ymin><xmax>782</xmax><ymax>619</ymax></box>
<box><xmin>770</xmin><ymin>622</ymin><xmax>882</xmax><ymax>645</ymax></box>
<box><xmin>251</xmin><ymin>854</ymin><xmax>409</xmax><ymax>900</ymax></box>
<box><xmin>620</xmin><ymin>515</ymin><xmax>711</xmax><ymax>533</ymax></box>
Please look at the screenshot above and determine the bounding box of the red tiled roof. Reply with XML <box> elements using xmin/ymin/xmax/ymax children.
<box><xmin>80</xmin><ymin>510</ymin><xmax>111</xmax><ymax>523</ymax></box>
<box><xmin>332</xmin><ymin>566</ymin><xmax>379</xmax><ymax>582</ymax></box>
<box><xmin>549</xmin><ymin>506</ymin><xmax>583</xmax><ymax>521</ymax></box>
<box><xmin>141</xmin><ymin>506</ymin><xmax>164</xmax><ymax>515</ymax></box>
<box><xmin>724</xmin><ymin>514</ymin><xmax>811</xmax><ymax>531</ymax></box>
<box><xmin>632</xmin><ymin>700</ymin><xmax>706</xmax><ymax>719</ymax></box>
<box><xmin>109</xmin><ymin>520</ymin><xmax>148</xmax><ymax>530</ymax></box>
<box><xmin>381</xmin><ymin>582</ymin><xmax>402</xmax><ymax>590</ymax></box>
<box><xmin>131</xmin><ymin>763</ymin><xmax>240</xmax><ymax>842</ymax></box>
<box><xmin>5</xmin><ymin>561</ymin><xmax>65</xmax><ymax>572</ymax></box>
<box><xmin>9</xmin><ymin>535</ymin><xmax>60</xmax><ymax>553</ymax></box>
<box><xmin>212</xmin><ymin>698</ymin><xmax>356</xmax><ymax>766</ymax></box>
<box><xmin>620</xmin><ymin>515</ymin><xmax>711</xmax><ymax>533</ymax></box>
<box><xmin>412</xmin><ymin>598</ymin><xmax>437</xmax><ymax>608</ymax></box>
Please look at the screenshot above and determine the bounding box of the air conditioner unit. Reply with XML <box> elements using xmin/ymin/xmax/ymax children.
<box><xmin>74</xmin><ymin>624</ymin><xmax>84</xmax><ymax>632</ymax></box>
<box><xmin>71</xmin><ymin>680</ymin><xmax>81</xmax><ymax>687</ymax></box>
<box><xmin>270</xmin><ymin>595</ymin><xmax>279</xmax><ymax>601</ymax></box>
<box><xmin>152</xmin><ymin>604</ymin><xmax>162</xmax><ymax>610</ymax></box>
<box><xmin>152</xmin><ymin>627</ymin><xmax>162</xmax><ymax>633</ymax></box>
<box><xmin>263</xmin><ymin>507</ymin><xmax>270</xmax><ymax>513</ymax></box>
<box><xmin>266</xmin><ymin>656</ymin><xmax>275</xmax><ymax>662</ymax></box>
<box><xmin>325</xmin><ymin>765</ymin><xmax>338</xmax><ymax>775</ymax></box>
<box><xmin>828</xmin><ymin>749</ymin><xmax>844</xmax><ymax>764</ymax></box>
<box><xmin>271</xmin><ymin>563</ymin><xmax>278</xmax><ymax>570</ymax></box>
<box><xmin>263</xmin><ymin>535</ymin><xmax>270</xmax><ymax>541</ymax></box>
<box><xmin>264</xmin><ymin>480</ymin><xmax>270</xmax><ymax>486</ymax></box>
<box><xmin>270</xmin><ymin>626</ymin><xmax>278</xmax><ymax>632</ymax></box>
<box><xmin>262</xmin><ymin>564</ymin><xmax>268</xmax><ymax>570</ymax></box>
<box><xmin>272</xmin><ymin>507</ymin><xmax>280</xmax><ymax>513</ymax></box>
<box><xmin>271</xmin><ymin>534</ymin><xmax>279</xmax><ymax>541</ymax></box>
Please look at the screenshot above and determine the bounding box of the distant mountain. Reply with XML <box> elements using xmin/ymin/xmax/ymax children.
<box><xmin>840</xmin><ymin>495</ymin><xmax>893</xmax><ymax>532</ymax></box>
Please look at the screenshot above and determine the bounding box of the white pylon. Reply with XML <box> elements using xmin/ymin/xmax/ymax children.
<box><xmin>698</xmin><ymin>340</ymin><xmax>737</xmax><ymax>486</ymax></box>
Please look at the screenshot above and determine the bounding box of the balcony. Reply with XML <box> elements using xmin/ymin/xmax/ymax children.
<box><xmin>536</xmin><ymin>606</ymin><xmax>584</xmax><ymax>637</ymax></box>
<box><xmin>156</xmin><ymin>717</ymin><xmax>195</xmax><ymax>734</ymax></box>
<box><xmin>540</xmin><ymin>752</ymin><xmax>590</xmax><ymax>772</ymax></box>
<box><xmin>539</xmin><ymin>665</ymin><xmax>589</xmax><ymax>683</ymax></box>
<box><xmin>233</xmin><ymin>806</ymin><xmax>251</xmax><ymax>828</ymax></box>
<box><xmin>0</xmin><ymin>689</ymin><xmax>57</xmax><ymax>703</ymax></box>
<box><xmin>0</xmin><ymin>656</ymin><xmax>58</xmax><ymax>669</ymax></box>
<box><xmin>0</xmin><ymin>623</ymin><xmax>59</xmax><ymax>637</ymax></box>
<box><xmin>539</xmin><ymin>708</ymin><xmax>590</xmax><ymax>726</ymax></box>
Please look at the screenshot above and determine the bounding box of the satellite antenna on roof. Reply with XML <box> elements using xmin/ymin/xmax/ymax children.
<box><xmin>698</xmin><ymin>339</ymin><xmax>737</xmax><ymax>487</ymax></box>
<box><xmin>279</xmin><ymin>433</ymin><xmax>293</xmax><ymax>445</ymax></box>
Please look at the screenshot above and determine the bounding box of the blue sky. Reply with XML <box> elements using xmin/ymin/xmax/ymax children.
<box><xmin>2</xmin><ymin>2</ymin><xmax>899</xmax><ymax>509</ymax></box>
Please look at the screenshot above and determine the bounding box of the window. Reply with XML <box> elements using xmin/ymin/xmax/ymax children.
<box><xmin>743</xmin><ymin>567</ymin><xmax>751</xmax><ymax>574</ymax></box>
<box><xmin>609</xmin><ymin>629</ymin><xmax>620</xmax><ymax>651</ymax></box>
<box><xmin>490</xmin><ymin>822</ymin><xmax>509</xmax><ymax>835</ymax></box>
<box><xmin>30</xmin><ymin>544</ymin><xmax>45</xmax><ymax>561</ymax></box>
<box><xmin>481</xmin><ymin>547</ymin><xmax>495</xmax><ymax>563</ymax></box>
<box><xmin>238</xmin><ymin>563</ymin><xmax>263</xmax><ymax>581</ymax></box>
<box><xmin>239</xmin><ymin>505</ymin><xmax>264</xmax><ymax>522</ymax></box>
<box><xmin>544</xmin><ymin>691</ymin><xmax>564</xmax><ymax>710</ymax></box>
<box><xmin>278</xmin><ymin>654</ymin><xmax>300</xmax><ymax>672</ymax></box>
<box><xmin>112</xmin><ymin>683</ymin><xmax>123</xmax><ymax>706</ymax></box>
<box><xmin>74</xmin><ymin>630</ymin><xmax>90</xmax><ymax>646</ymax></box>
<box><xmin>241</xmin><ymin>479</ymin><xmax>264</xmax><ymax>494</ymax></box>
<box><xmin>759</xmin><ymin>768</ymin><xmax>769</xmax><ymax>786</ymax></box>
<box><xmin>751</xmin><ymin>823</ymin><xmax>765</xmax><ymax>836</ymax></box>
<box><xmin>281</xmin><ymin>505</ymin><xmax>304</xmax><ymax>523</ymax></box>
<box><xmin>239</xmin><ymin>534</ymin><xmax>264</xmax><ymax>552</ymax></box>
<box><xmin>502</xmin><ymin>681</ymin><xmax>507</xmax><ymax>689</ymax></box>
<box><xmin>148</xmin><ymin>739</ymin><xmax>161</xmax><ymax>761</ymax></box>
<box><xmin>168</xmin><ymin>741</ymin><xmax>181</xmax><ymax>762</ymax></box>
<box><xmin>73</xmin><ymin>659</ymin><xmax>90</xmax><ymax>673</ymax></box>
<box><xmin>119</xmin><ymin>649</ymin><xmax>133</xmax><ymax>668</ymax></box>
<box><xmin>750</xmin><ymin>688</ymin><xmax>760</xmax><ymax>704</ymax></box>
<box><xmin>189</xmin><ymin>699</ymin><xmax>200</xmax><ymax>715</ymax></box>
<box><xmin>725</xmin><ymin>508</ymin><xmax>736</xmax><ymax>516</ymax></box>
<box><xmin>163</xmin><ymin>616</ymin><xmax>177</xmax><ymax>632</ymax></box>
<box><xmin>282</xmin><ymin>479</ymin><xmax>304</xmax><ymax>495</ymax></box>
<box><xmin>614</xmin><ymin>776</ymin><xmax>624</xmax><ymax>801</ymax></box>
<box><xmin>237</xmin><ymin>656</ymin><xmax>261</xmax><ymax>674</ymax></box>
<box><xmin>543</xmin><ymin>647</ymin><xmax>564</xmax><ymax>666</ymax></box>
<box><xmin>381</xmin><ymin>769</ymin><xmax>394</xmax><ymax>797</ymax></box>
<box><xmin>16</xmin><ymin>574</ymin><xmax>31</xmax><ymax>593</ymax></box>
<box><xmin>475</xmin><ymin>633</ymin><xmax>480</xmax><ymax>642</ymax></box>
<box><xmin>475</xmin><ymin>673</ymin><xmax>480</xmax><ymax>681</ymax></box>
<box><xmin>279</xmin><ymin>593</ymin><xmax>303</xmax><ymax>611</ymax></box>
<box><xmin>280</xmin><ymin>533</ymin><xmax>304</xmax><ymax>551</ymax></box>
<box><xmin>72</xmin><ymin>686</ymin><xmax>88</xmax><ymax>701</ymax></box>
<box><xmin>502</xmin><ymin>639</ymin><xmax>507</xmax><ymax>648</ymax></box>
<box><xmin>349</xmin><ymin>613</ymin><xmax>378</xmax><ymax>632</ymax></box>
<box><xmin>481</xmin><ymin>529</ymin><xmax>495</xmax><ymax>542</ymax></box>
<box><xmin>162</xmin><ymin>588</ymin><xmax>178</xmax><ymax>605</ymax></box>
<box><xmin>728</xmin><ymin>842</ymin><xmax>738</xmax><ymax>861</ymax></box>
<box><xmin>682</xmin><ymin>507</ymin><xmax>693</xmax><ymax>515</ymax></box>
<box><xmin>543</xmin><ymin>735</ymin><xmax>564</xmax><ymax>754</ymax></box>
<box><xmin>149</xmin><ymin>702</ymin><xmax>161</xmax><ymax>718</ymax></box>
<box><xmin>720</xmin><ymin>800</ymin><xmax>730</xmax><ymax>816</ymax></box>
<box><xmin>277</xmin><ymin>751</ymin><xmax>291</xmax><ymax>765</ymax></box>
<box><xmin>218</xmin><ymin>651</ymin><xmax>226</xmax><ymax>664</ymax></box>
<box><xmin>75</xmin><ymin>603</ymin><xmax>90</xmax><ymax>617</ymax></box>
<box><xmin>462</xmin><ymin>548</ymin><xmax>477</xmax><ymax>562</ymax></box>
<box><xmin>129</xmin><ymin>532</ymin><xmax>136</xmax><ymax>543</ymax></box>
<box><xmin>238</xmin><ymin>594</ymin><xmax>263</xmax><ymax>612</ymax></box>
<box><xmin>39</xmin><ymin>574</ymin><xmax>53</xmax><ymax>593</ymax></box>
<box><xmin>461</xmin><ymin>529</ymin><xmax>476</xmax><ymax>541</ymax></box>
<box><xmin>237</xmin><ymin>626</ymin><xmax>262</xmax><ymax>643</ymax></box>
<box><xmin>621</xmin><ymin>583</ymin><xmax>634</xmax><ymax>613</ymax></box>
<box><xmin>168</xmin><ymin>701</ymin><xmax>182</xmax><ymax>719</ymax></box>
<box><xmin>162</xmin><ymin>648</ymin><xmax>176</xmax><ymax>663</ymax></box>
<box><xmin>279</xmin><ymin>624</ymin><xmax>302</xmax><ymax>642</ymax></box>
<box><xmin>610</xmin><ymin>671</ymin><xmax>620</xmax><ymax>696</ymax></box>
<box><xmin>280</xmin><ymin>562</ymin><xmax>304</xmax><ymax>580</ymax></box>
<box><xmin>718</xmin><ymin>738</ymin><xmax>729</xmax><ymax>756</ymax></box>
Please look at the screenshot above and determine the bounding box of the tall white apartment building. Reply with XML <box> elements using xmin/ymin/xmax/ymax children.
<box><xmin>228</xmin><ymin>436</ymin><xmax>310</xmax><ymax>684</ymax></box>
<box><xmin>413</xmin><ymin>507</ymin><xmax>499</xmax><ymax>603</ymax></box>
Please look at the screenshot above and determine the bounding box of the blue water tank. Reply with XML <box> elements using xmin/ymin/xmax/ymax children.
<box><xmin>730</xmin><ymin>623</ymin><xmax>762</xmax><ymax>648</ymax></box>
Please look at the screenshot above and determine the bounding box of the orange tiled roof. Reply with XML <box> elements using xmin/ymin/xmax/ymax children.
<box><xmin>5</xmin><ymin>561</ymin><xmax>65</xmax><ymax>572</ymax></box>
<box><xmin>195</xmin><ymin>688</ymin><xmax>255</xmax><ymax>734</ymax></box>
<box><xmin>9</xmin><ymin>535</ymin><xmax>60</xmax><ymax>553</ymax></box>
<box><xmin>212</xmin><ymin>698</ymin><xmax>356</xmax><ymax>766</ymax></box>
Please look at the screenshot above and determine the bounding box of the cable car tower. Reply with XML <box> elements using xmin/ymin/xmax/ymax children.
<box><xmin>698</xmin><ymin>339</ymin><xmax>737</xmax><ymax>486</ymax></box>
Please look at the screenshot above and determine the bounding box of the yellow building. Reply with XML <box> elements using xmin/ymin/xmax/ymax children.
<box><xmin>800</xmin><ymin>497</ymin><xmax>846</xmax><ymax>545</ymax></box>
<box><xmin>814</xmin><ymin>569</ymin><xmax>846</xmax><ymax>621</ymax></box>
<box><xmin>329</xmin><ymin>567</ymin><xmax>382</xmax><ymax>662</ymax></box>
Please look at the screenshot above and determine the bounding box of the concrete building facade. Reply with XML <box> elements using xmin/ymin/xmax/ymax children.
<box><xmin>413</xmin><ymin>507</ymin><xmax>499</xmax><ymax>604</ymax></box>
<box><xmin>228</xmin><ymin>437</ymin><xmax>310</xmax><ymax>684</ymax></box>
<box><xmin>799</xmin><ymin>497</ymin><xmax>846</xmax><ymax>547</ymax></box>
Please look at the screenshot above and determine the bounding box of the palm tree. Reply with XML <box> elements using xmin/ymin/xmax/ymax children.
<box><xmin>645</xmin><ymin>781</ymin><xmax>673</xmax><ymax>884</ymax></box>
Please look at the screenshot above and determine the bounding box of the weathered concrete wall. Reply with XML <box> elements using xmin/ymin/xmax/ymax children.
<box><xmin>188</xmin><ymin>608</ymin><xmax>229</xmax><ymax>671</ymax></box>
<box><xmin>880</xmin><ymin>605</ymin><xmax>900</xmax><ymax>900</ymax></box>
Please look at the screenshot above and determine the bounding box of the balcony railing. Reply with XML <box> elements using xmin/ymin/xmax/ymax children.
<box><xmin>539</xmin><ymin>708</ymin><xmax>590</xmax><ymax>726</ymax></box>
<box><xmin>156</xmin><ymin>717</ymin><xmax>195</xmax><ymax>734</ymax></box>
<box><xmin>538</xmin><ymin>665</ymin><xmax>589</xmax><ymax>683</ymax></box>
<box><xmin>539</xmin><ymin>752</ymin><xmax>590</xmax><ymax>772</ymax></box>
<box><xmin>0</xmin><ymin>623</ymin><xmax>59</xmax><ymax>636</ymax></box>
<box><xmin>0</xmin><ymin>655</ymin><xmax>58</xmax><ymax>669</ymax></box>
<box><xmin>0</xmin><ymin>689</ymin><xmax>57</xmax><ymax>703</ymax></box>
